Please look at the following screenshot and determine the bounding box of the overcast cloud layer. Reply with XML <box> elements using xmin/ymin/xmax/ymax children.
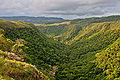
<box><xmin>0</xmin><ymin>0</ymin><xmax>120</xmax><ymax>19</ymax></box>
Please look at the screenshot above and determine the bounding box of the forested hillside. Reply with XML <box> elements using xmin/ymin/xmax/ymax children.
<box><xmin>36</xmin><ymin>15</ymin><xmax>120</xmax><ymax>44</ymax></box>
<box><xmin>0</xmin><ymin>15</ymin><xmax>120</xmax><ymax>80</ymax></box>
<box><xmin>96</xmin><ymin>38</ymin><xmax>120</xmax><ymax>80</ymax></box>
<box><xmin>0</xmin><ymin>22</ymin><xmax>49</xmax><ymax>80</ymax></box>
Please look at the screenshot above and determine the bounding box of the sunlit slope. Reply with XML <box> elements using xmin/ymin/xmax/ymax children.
<box><xmin>0</xmin><ymin>56</ymin><xmax>49</xmax><ymax>80</ymax></box>
<box><xmin>96</xmin><ymin>38</ymin><xmax>120</xmax><ymax>80</ymax></box>
<box><xmin>67</xmin><ymin>21</ymin><xmax>120</xmax><ymax>44</ymax></box>
<box><xmin>70</xmin><ymin>21</ymin><xmax>120</xmax><ymax>54</ymax></box>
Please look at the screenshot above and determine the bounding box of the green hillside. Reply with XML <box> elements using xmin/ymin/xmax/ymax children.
<box><xmin>36</xmin><ymin>15</ymin><xmax>120</xmax><ymax>44</ymax></box>
<box><xmin>96</xmin><ymin>38</ymin><xmax>120</xmax><ymax>80</ymax></box>
<box><xmin>0</xmin><ymin>28</ymin><xmax>49</xmax><ymax>80</ymax></box>
<box><xmin>70</xmin><ymin>21</ymin><xmax>120</xmax><ymax>53</ymax></box>
<box><xmin>0</xmin><ymin>15</ymin><xmax>120</xmax><ymax>80</ymax></box>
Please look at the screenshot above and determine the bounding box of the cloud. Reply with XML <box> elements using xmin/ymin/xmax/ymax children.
<box><xmin>0</xmin><ymin>0</ymin><xmax>120</xmax><ymax>19</ymax></box>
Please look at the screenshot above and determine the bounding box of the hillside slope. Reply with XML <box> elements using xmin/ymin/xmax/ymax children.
<box><xmin>70</xmin><ymin>21</ymin><xmax>120</xmax><ymax>53</ymax></box>
<box><xmin>96</xmin><ymin>38</ymin><xmax>120</xmax><ymax>80</ymax></box>
<box><xmin>0</xmin><ymin>29</ymin><xmax>49</xmax><ymax>80</ymax></box>
<box><xmin>36</xmin><ymin>15</ymin><xmax>120</xmax><ymax>44</ymax></box>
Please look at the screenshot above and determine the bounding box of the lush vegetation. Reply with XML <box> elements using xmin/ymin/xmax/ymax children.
<box><xmin>36</xmin><ymin>15</ymin><xmax>120</xmax><ymax>44</ymax></box>
<box><xmin>0</xmin><ymin>28</ymin><xmax>49</xmax><ymax>80</ymax></box>
<box><xmin>96</xmin><ymin>38</ymin><xmax>120</xmax><ymax>80</ymax></box>
<box><xmin>35</xmin><ymin>15</ymin><xmax>120</xmax><ymax>80</ymax></box>
<box><xmin>0</xmin><ymin>15</ymin><xmax>120</xmax><ymax>80</ymax></box>
<box><xmin>55</xmin><ymin>21</ymin><xmax>120</xmax><ymax>80</ymax></box>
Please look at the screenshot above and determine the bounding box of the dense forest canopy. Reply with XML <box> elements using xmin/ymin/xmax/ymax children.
<box><xmin>0</xmin><ymin>15</ymin><xmax>120</xmax><ymax>80</ymax></box>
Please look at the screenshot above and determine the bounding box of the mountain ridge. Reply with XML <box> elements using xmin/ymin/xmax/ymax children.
<box><xmin>0</xmin><ymin>16</ymin><xmax>64</xmax><ymax>24</ymax></box>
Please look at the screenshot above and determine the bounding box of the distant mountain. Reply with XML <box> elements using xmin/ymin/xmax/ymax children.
<box><xmin>0</xmin><ymin>16</ymin><xmax>64</xmax><ymax>23</ymax></box>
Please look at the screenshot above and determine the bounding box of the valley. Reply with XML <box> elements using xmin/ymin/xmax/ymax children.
<box><xmin>0</xmin><ymin>15</ymin><xmax>120</xmax><ymax>80</ymax></box>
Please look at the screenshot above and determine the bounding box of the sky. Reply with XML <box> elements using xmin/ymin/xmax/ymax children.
<box><xmin>0</xmin><ymin>0</ymin><xmax>120</xmax><ymax>19</ymax></box>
